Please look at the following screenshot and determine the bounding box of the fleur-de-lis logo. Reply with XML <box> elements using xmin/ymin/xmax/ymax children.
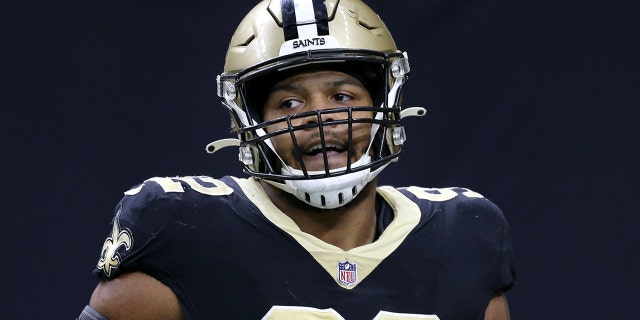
<box><xmin>97</xmin><ymin>209</ymin><xmax>133</xmax><ymax>277</ymax></box>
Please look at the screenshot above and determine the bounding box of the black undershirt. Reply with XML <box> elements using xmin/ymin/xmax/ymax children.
<box><xmin>374</xmin><ymin>194</ymin><xmax>395</xmax><ymax>240</ymax></box>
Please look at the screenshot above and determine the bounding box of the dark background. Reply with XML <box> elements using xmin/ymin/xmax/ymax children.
<box><xmin>3</xmin><ymin>0</ymin><xmax>638</xmax><ymax>319</ymax></box>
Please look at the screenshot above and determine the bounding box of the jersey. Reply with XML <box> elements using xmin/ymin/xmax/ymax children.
<box><xmin>93</xmin><ymin>175</ymin><xmax>515</xmax><ymax>320</ymax></box>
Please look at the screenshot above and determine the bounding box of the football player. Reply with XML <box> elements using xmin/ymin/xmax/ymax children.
<box><xmin>78</xmin><ymin>0</ymin><xmax>515</xmax><ymax>319</ymax></box>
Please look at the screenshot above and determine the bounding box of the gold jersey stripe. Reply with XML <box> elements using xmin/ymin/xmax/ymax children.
<box><xmin>233</xmin><ymin>178</ymin><xmax>421</xmax><ymax>289</ymax></box>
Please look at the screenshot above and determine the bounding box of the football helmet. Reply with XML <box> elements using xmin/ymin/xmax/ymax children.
<box><xmin>207</xmin><ymin>0</ymin><xmax>426</xmax><ymax>209</ymax></box>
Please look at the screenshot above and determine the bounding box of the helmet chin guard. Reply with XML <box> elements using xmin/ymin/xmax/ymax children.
<box><xmin>265</xmin><ymin>155</ymin><xmax>382</xmax><ymax>209</ymax></box>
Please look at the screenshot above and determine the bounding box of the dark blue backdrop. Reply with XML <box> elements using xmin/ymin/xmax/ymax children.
<box><xmin>3</xmin><ymin>0</ymin><xmax>638</xmax><ymax>319</ymax></box>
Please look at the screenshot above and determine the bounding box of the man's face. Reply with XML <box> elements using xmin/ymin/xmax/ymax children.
<box><xmin>262</xmin><ymin>70</ymin><xmax>374</xmax><ymax>172</ymax></box>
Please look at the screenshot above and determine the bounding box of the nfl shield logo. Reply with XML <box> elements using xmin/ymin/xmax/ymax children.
<box><xmin>337</xmin><ymin>260</ymin><xmax>357</xmax><ymax>287</ymax></box>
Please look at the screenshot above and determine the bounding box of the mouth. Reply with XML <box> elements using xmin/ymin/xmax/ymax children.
<box><xmin>295</xmin><ymin>141</ymin><xmax>351</xmax><ymax>171</ymax></box>
<box><xmin>303</xmin><ymin>143</ymin><xmax>346</xmax><ymax>157</ymax></box>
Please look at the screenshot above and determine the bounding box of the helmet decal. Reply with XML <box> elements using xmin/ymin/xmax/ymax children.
<box><xmin>279</xmin><ymin>0</ymin><xmax>340</xmax><ymax>56</ymax></box>
<box><xmin>281</xmin><ymin>0</ymin><xmax>330</xmax><ymax>41</ymax></box>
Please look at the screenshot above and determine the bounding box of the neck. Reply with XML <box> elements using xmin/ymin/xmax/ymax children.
<box><xmin>259</xmin><ymin>179</ymin><xmax>378</xmax><ymax>251</ymax></box>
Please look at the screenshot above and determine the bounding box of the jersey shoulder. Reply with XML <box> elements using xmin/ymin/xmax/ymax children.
<box><xmin>393</xmin><ymin>185</ymin><xmax>507</xmax><ymax>221</ymax></box>
<box><xmin>113</xmin><ymin>175</ymin><xmax>239</xmax><ymax>226</ymax></box>
<box><xmin>94</xmin><ymin>175</ymin><xmax>244</xmax><ymax>278</ymax></box>
<box><xmin>383</xmin><ymin>185</ymin><xmax>512</xmax><ymax>248</ymax></box>
<box><xmin>383</xmin><ymin>185</ymin><xmax>516</xmax><ymax>307</ymax></box>
<box><xmin>391</xmin><ymin>185</ymin><xmax>516</xmax><ymax>291</ymax></box>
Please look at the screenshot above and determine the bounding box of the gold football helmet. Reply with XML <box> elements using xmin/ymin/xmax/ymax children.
<box><xmin>208</xmin><ymin>0</ymin><xmax>425</xmax><ymax>208</ymax></box>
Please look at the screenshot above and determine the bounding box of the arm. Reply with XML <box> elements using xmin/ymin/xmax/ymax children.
<box><xmin>89</xmin><ymin>271</ymin><xmax>185</xmax><ymax>320</ymax></box>
<box><xmin>484</xmin><ymin>292</ymin><xmax>510</xmax><ymax>320</ymax></box>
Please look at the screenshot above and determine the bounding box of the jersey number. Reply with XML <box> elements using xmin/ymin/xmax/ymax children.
<box><xmin>405</xmin><ymin>186</ymin><xmax>484</xmax><ymax>201</ymax></box>
<box><xmin>125</xmin><ymin>176</ymin><xmax>234</xmax><ymax>196</ymax></box>
<box><xmin>262</xmin><ymin>306</ymin><xmax>440</xmax><ymax>320</ymax></box>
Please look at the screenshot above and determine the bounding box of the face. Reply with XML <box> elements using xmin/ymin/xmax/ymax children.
<box><xmin>262</xmin><ymin>70</ymin><xmax>374</xmax><ymax>172</ymax></box>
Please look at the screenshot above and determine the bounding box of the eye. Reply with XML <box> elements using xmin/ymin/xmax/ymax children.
<box><xmin>333</xmin><ymin>93</ymin><xmax>353</xmax><ymax>102</ymax></box>
<box><xmin>281</xmin><ymin>99</ymin><xmax>303</xmax><ymax>109</ymax></box>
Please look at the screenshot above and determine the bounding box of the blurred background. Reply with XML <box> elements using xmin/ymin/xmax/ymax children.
<box><xmin>2</xmin><ymin>0</ymin><xmax>638</xmax><ymax>318</ymax></box>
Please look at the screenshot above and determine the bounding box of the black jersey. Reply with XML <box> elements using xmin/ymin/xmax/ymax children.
<box><xmin>94</xmin><ymin>175</ymin><xmax>515</xmax><ymax>320</ymax></box>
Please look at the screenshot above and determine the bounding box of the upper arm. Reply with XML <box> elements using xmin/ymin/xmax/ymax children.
<box><xmin>484</xmin><ymin>292</ymin><xmax>510</xmax><ymax>320</ymax></box>
<box><xmin>89</xmin><ymin>271</ymin><xmax>185</xmax><ymax>320</ymax></box>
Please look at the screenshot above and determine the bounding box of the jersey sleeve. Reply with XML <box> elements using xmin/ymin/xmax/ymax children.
<box><xmin>451</xmin><ymin>187</ymin><xmax>516</xmax><ymax>294</ymax></box>
<box><xmin>93</xmin><ymin>178</ymin><xmax>176</xmax><ymax>279</ymax></box>
<box><xmin>481</xmin><ymin>198</ymin><xmax>516</xmax><ymax>294</ymax></box>
<box><xmin>497</xmin><ymin>206</ymin><xmax>516</xmax><ymax>293</ymax></box>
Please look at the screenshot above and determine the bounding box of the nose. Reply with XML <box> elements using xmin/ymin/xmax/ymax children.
<box><xmin>301</xmin><ymin>95</ymin><xmax>345</xmax><ymax>127</ymax></box>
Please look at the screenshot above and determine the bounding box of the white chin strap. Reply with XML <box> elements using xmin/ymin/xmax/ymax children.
<box><xmin>263</xmin><ymin>154</ymin><xmax>388</xmax><ymax>209</ymax></box>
